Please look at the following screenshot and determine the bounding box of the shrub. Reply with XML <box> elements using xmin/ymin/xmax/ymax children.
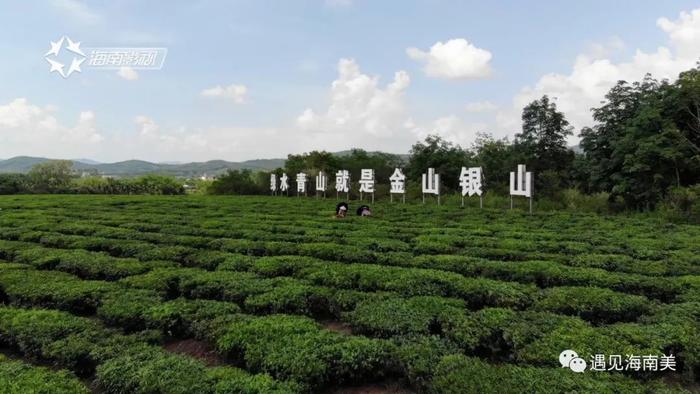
<box><xmin>216</xmin><ymin>314</ymin><xmax>396</xmax><ymax>389</ymax></box>
<box><xmin>660</xmin><ymin>184</ymin><xmax>700</xmax><ymax>222</ymax></box>
<box><xmin>97</xmin><ymin>288</ymin><xmax>162</xmax><ymax>331</ymax></box>
<box><xmin>532</xmin><ymin>286</ymin><xmax>653</xmax><ymax>323</ymax></box>
<box><xmin>475</xmin><ymin>260</ymin><xmax>684</xmax><ymax>302</ymax></box>
<box><xmin>178</xmin><ymin>270</ymin><xmax>273</xmax><ymax>303</ymax></box>
<box><xmin>119</xmin><ymin>267</ymin><xmax>201</xmax><ymax>297</ymax></box>
<box><xmin>0</xmin><ymin>306</ymin><xmax>101</xmax><ymax>361</ymax></box>
<box><xmin>430</xmin><ymin>354</ymin><xmax>680</xmax><ymax>394</ymax></box>
<box><xmin>395</xmin><ymin>336</ymin><xmax>460</xmax><ymax>392</ymax></box>
<box><xmin>250</xmin><ymin>256</ymin><xmax>324</xmax><ymax>278</ymax></box>
<box><xmin>297</xmin><ymin>262</ymin><xmax>534</xmax><ymax>309</ymax></box>
<box><xmin>207</xmin><ymin>367</ymin><xmax>302</xmax><ymax>393</ymax></box>
<box><xmin>0</xmin><ymin>268</ymin><xmax>116</xmax><ymax>314</ymax></box>
<box><xmin>297</xmin><ymin>243</ymin><xmax>377</xmax><ymax>264</ymax></box>
<box><xmin>95</xmin><ymin>347</ymin><xmax>215</xmax><ymax>394</ymax></box>
<box><xmin>347</xmin><ymin>296</ymin><xmax>466</xmax><ymax>337</ymax></box>
<box><xmin>215</xmin><ymin>253</ymin><xmax>258</xmax><ymax>271</ymax></box>
<box><xmin>144</xmin><ymin>298</ymin><xmax>241</xmax><ymax>337</ymax></box>
<box><xmin>0</xmin><ymin>356</ymin><xmax>90</xmax><ymax>393</ymax></box>
<box><xmin>244</xmin><ymin>281</ymin><xmax>333</xmax><ymax>316</ymax></box>
<box><xmin>184</xmin><ymin>250</ymin><xmax>245</xmax><ymax>270</ymax></box>
<box><xmin>445</xmin><ymin>308</ymin><xmax>644</xmax><ymax>367</ymax></box>
<box><xmin>328</xmin><ymin>289</ymin><xmax>394</xmax><ymax>316</ymax></box>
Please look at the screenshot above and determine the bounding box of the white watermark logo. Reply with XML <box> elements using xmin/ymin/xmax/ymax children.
<box><xmin>559</xmin><ymin>349</ymin><xmax>676</xmax><ymax>373</ymax></box>
<box><xmin>44</xmin><ymin>36</ymin><xmax>167</xmax><ymax>79</ymax></box>
<box><xmin>559</xmin><ymin>349</ymin><xmax>587</xmax><ymax>373</ymax></box>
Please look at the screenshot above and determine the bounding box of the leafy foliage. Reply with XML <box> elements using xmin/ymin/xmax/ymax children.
<box><xmin>0</xmin><ymin>195</ymin><xmax>697</xmax><ymax>392</ymax></box>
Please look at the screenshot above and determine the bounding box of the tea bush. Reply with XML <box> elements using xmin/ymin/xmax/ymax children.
<box><xmin>0</xmin><ymin>195</ymin><xmax>697</xmax><ymax>392</ymax></box>
<box><xmin>0</xmin><ymin>355</ymin><xmax>89</xmax><ymax>394</ymax></box>
<box><xmin>431</xmin><ymin>354</ymin><xmax>685</xmax><ymax>394</ymax></box>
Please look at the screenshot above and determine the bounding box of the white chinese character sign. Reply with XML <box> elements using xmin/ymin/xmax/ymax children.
<box><xmin>315</xmin><ymin>171</ymin><xmax>328</xmax><ymax>197</ymax></box>
<box><xmin>280</xmin><ymin>173</ymin><xmax>289</xmax><ymax>194</ymax></box>
<box><xmin>335</xmin><ymin>170</ymin><xmax>350</xmax><ymax>198</ymax></box>
<box><xmin>510</xmin><ymin>164</ymin><xmax>533</xmax><ymax>213</ymax></box>
<box><xmin>359</xmin><ymin>169</ymin><xmax>375</xmax><ymax>202</ymax></box>
<box><xmin>270</xmin><ymin>174</ymin><xmax>278</xmax><ymax>195</ymax></box>
<box><xmin>389</xmin><ymin>168</ymin><xmax>406</xmax><ymax>203</ymax></box>
<box><xmin>296</xmin><ymin>172</ymin><xmax>307</xmax><ymax>196</ymax></box>
<box><xmin>459</xmin><ymin>167</ymin><xmax>484</xmax><ymax>208</ymax></box>
<box><xmin>422</xmin><ymin>168</ymin><xmax>440</xmax><ymax>204</ymax></box>
<box><xmin>263</xmin><ymin>162</ymin><xmax>539</xmax><ymax>211</ymax></box>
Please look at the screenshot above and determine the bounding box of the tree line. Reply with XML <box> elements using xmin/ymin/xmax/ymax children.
<box><xmin>1</xmin><ymin>65</ymin><xmax>699</xmax><ymax>217</ymax></box>
<box><xmin>211</xmin><ymin>65</ymin><xmax>700</xmax><ymax>217</ymax></box>
<box><xmin>0</xmin><ymin>161</ymin><xmax>184</xmax><ymax>195</ymax></box>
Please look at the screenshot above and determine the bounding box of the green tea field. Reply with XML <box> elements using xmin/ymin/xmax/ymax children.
<box><xmin>0</xmin><ymin>195</ymin><xmax>698</xmax><ymax>393</ymax></box>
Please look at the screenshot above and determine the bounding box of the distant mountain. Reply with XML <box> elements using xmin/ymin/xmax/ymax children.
<box><xmin>72</xmin><ymin>158</ymin><xmax>102</xmax><ymax>165</ymax></box>
<box><xmin>0</xmin><ymin>150</ymin><xmax>409</xmax><ymax>178</ymax></box>
<box><xmin>0</xmin><ymin>156</ymin><xmax>54</xmax><ymax>173</ymax></box>
<box><xmin>0</xmin><ymin>156</ymin><xmax>286</xmax><ymax>177</ymax></box>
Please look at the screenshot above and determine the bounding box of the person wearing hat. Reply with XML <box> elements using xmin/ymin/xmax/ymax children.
<box><xmin>356</xmin><ymin>205</ymin><xmax>371</xmax><ymax>217</ymax></box>
<box><xmin>335</xmin><ymin>201</ymin><xmax>349</xmax><ymax>218</ymax></box>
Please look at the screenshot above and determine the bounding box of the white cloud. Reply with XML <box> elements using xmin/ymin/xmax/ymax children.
<box><xmin>407</xmin><ymin>115</ymin><xmax>486</xmax><ymax>147</ymax></box>
<box><xmin>296</xmin><ymin>58</ymin><xmax>418</xmax><ymax>151</ymax></box>
<box><xmin>125</xmin><ymin>115</ymin><xmax>291</xmax><ymax>161</ymax></box>
<box><xmin>496</xmin><ymin>8</ymin><xmax>700</xmax><ymax>142</ymax></box>
<box><xmin>0</xmin><ymin>62</ymin><xmax>481</xmax><ymax>161</ymax></box>
<box><xmin>117</xmin><ymin>67</ymin><xmax>139</xmax><ymax>81</ymax></box>
<box><xmin>200</xmin><ymin>84</ymin><xmax>248</xmax><ymax>104</ymax></box>
<box><xmin>407</xmin><ymin>38</ymin><xmax>493</xmax><ymax>80</ymax></box>
<box><xmin>50</xmin><ymin>0</ymin><xmax>101</xmax><ymax>24</ymax></box>
<box><xmin>465</xmin><ymin>100</ymin><xmax>497</xmax><ymax>113</ymax></box>
<box><xmin>296</xmin><ymin>58</ymin><xmax>489</xmax><ymax>151</ymax></box>
<box><xmin>0</xmin><ymin>98</ymin><xmax>103</xmax><ymax>158</ymax></box>
<box><xmin>657</xmin><ymin>9</ymin><xmax>700</xmax><ymax>59</ymax></box>
<box><xmin>584</xmin><ymin>36</ymin><xmax>625</xmax><ymax>59</ymax></box>
<box><xmin>297</xmin><ymin>58</ymin><xmax>411</xmax><ymax>137</ymax></box>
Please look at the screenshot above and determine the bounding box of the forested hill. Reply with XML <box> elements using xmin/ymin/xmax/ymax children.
<box><xmin>0</xmin><ymin>151</ymin><xmax>411</xmax><ymax>177</ymax></box>
<box><xmin>0</xmin><ymin>156</ymin><xmax>287</xmax><ymax>177</ymax></box>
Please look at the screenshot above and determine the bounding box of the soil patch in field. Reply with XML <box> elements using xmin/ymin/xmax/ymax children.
<box><xmin>163</xmin><ymin>339</ymin><xmax>224</xmax><ymax>366</ymax></box>
<box><xmin>325</xmin><ymin>381</ymin><xmax>415</xmax><ymax>394</ymax></box>
<box><xmin>0</xmin><ymin>346</ymin><xmax>23</xmax><ymax>361</ymax></box>
<box><xmin>320</xmin><ymin>319</ymin><xmax>353</xmax><ymax>335</ymax></box>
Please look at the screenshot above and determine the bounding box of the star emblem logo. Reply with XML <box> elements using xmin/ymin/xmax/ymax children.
<box><xmin>44</xmin><ymin>36</ymin><xmax>86</xmax><ymax>78</ymax></box>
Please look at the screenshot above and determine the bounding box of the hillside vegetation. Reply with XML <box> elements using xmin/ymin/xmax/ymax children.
<box><xmin>0</xmin><ymin>195</ymin><xmax>697</xmax><ymax>393</ymax></box>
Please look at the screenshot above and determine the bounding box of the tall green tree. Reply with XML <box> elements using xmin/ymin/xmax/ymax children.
<box><xmin>579</xmin><ymin>81</ymin><xmax>642</xmax><ymax>194</ymax></box>
<box><xmin>337</xmin><ymin>149</ymin><xmax>402</xmax><ymax>182</ymax></box>
<box><xmin>284</xmin><ymin>151</ymin><xmax>339</xmax><ymax>176</ymax></box>
<box><xmin>27</xmin><ymin>160</ymin><xmax>74</xmax><ymax>193</ymax></box>
<box><xmin>208</xmin><ymin>169</ymin><xmax>263</xmax><ymax>195</ymax></box>
<box><xmin>515</xmin><ymin>95</ymin><xmax>575</xmax><ymax>194</ymax></box>
<box><xmin>671</xmin><ymin>66</ymin><xmax>700</xmax><ymax>152</ymax></box>
<box><xmin>284</xmin><ymin>154</ymin><xmax>307</xmax><ymax>175</ymax></box>
<box><xmin>580</xmin><ymin>74</ymin><xmax>700</xmax><ymax>209</ymax></box>
<box><xmin>406</xmin><ymin>135</ymin><xmax>473</xmax><ymax>191</ymax></box>
<box><xmin>0</xmin><ymin>174</ymin><xmax>28</xmax><ymax>194</ymax></box>
<box><xmin>472</xmin><ymin>133</ymin><xmax>516</xmax><ymax>194</ymax></box>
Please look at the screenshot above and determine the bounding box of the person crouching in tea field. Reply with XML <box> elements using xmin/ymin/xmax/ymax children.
<box><xmin>335</xmin><ymin>202</ymin><xmax>349</xmax><ymax>218</ymax></box>
<box><xmin>357</xmin><ymin>205</ymin><xmax>371</xmax><ymax>216</ymax></box>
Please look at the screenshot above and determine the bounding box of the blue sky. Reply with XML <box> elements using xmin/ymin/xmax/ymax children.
<box><xmin>1</xmin><ymin>0</ymin><xmax>700</xmax><ymax>162</ymax></box>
